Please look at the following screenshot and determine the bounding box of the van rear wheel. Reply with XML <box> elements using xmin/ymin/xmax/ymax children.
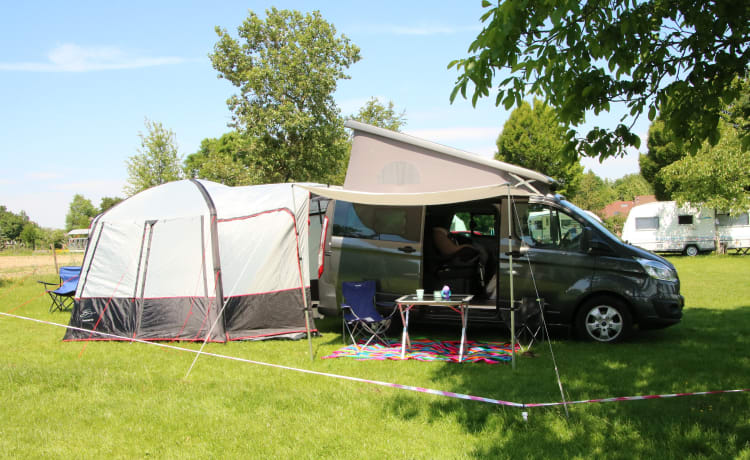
<box><xmin>576</xmin><ymin>296</ymin><xmax>632</xmax><ymax>343</ymax></box>
<box><xmin>684</xmin><ymin>245</ymin><xmax>699</xmax><ymax>257</ymax></box>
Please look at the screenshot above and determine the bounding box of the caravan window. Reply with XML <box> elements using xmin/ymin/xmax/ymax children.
<box><xmin>332</xmin><ymin>201</ymin><xmax>421</xmax><ymax>243</ymax></box>
<box><xmin>717</xmin><ymin>213</ymin><xmax>749</xmax><ymax>227</ymax></box>
<box><xmin>636</xmin><ymin>217</ymin><xmax>659</xmax><ymax>230</ymax></box>
<box><xmin>678</xmin><ymin>215</ymin><xmax>693</xmax><ymax>225</ymax></box>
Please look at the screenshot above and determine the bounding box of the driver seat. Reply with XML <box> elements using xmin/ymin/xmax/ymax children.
<box><xmin>432</xmin><ymin>227</ymin><xmax>484</xmax><ymax>295</ymax></box>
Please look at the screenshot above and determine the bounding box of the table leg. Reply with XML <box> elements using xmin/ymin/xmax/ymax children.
<box><xmin>458</xmin><ymin>303</ymin><xmax>468</xmax><ymax>363</ymax></box>
<box><xmin>400</xmin><ymin>306</ymin><xmax>411</xmax><ymax>360</ymax></box>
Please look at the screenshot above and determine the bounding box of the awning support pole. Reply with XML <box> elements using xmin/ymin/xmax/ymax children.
<box><xmin>291</xmin><ymin>185</ymin><xmax>315</xmax><ymax>362</ymax></box>
<box><xmin>507</xmin><ymin>185</ymin><xmax>516</xmax><ymax>370</ymax></box>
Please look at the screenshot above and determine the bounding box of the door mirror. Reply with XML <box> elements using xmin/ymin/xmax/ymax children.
<box><xmin>582</xmin><ymin>227</ymin><xmax>592</xmax><ymax>253</ymax></box>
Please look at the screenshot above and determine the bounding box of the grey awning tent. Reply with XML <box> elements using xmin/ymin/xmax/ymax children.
<box><xmin>301</xmin><ymin>120</ymin><xmax>556</xmax><ymax>204</ymax></box>
<box><xmin>64</xmin><ymin>180</ymin><xmax>314</xmax><ymax>342</ymax></box>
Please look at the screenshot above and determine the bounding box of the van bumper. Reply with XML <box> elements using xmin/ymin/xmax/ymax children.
<box><xmin>635</xmin><ymin>293</ymin><xmax>684</xmax><ymax>330</ymax></box>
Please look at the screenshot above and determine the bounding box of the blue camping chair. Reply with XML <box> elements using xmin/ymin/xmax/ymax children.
<box><xmin>38</xmin><ymin>266</ymin><xmax>81</xmax><ymax>313</ymax></box>
<box><xmin>341</xmin><ymin>280</ymin><xmax>398</xmax><ymax>348</ymax></box>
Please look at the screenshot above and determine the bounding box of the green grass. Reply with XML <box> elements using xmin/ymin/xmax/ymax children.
<box><xmin>1</xmin><ymin>256</ymin><xmax>749</xmax><ymax>459</ymax></box>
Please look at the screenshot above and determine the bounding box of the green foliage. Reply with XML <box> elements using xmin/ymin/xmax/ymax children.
<box><xmin>497</xmin><ymin>99</ymin><xmax>583</xmax><ymax>196</ymax></box>
<box><xmin>0</xmin><ymin>206</ymin><xmax>27</xmax><ymax>241</ymax></box>
<box><xmin>450</xmin><ymin>1</ymin><xmax>750</xmax><ymax>160</ymax></box>
<box><xmin>99</xmin><ymin>196</ymin><xmax>124</xmax><ymax>213</ymax></box>
<box><xmin>211</xmin><ymin>8</ymin><xmax>360</xmax><ymax>184</ymax></box>
<box><xmin>19</xmin><ymin>223</ymin><xmax>40</xmax><ymax>249</ymax></box>
<box><xmin>65</xmin><ymin>194</ymin><xmax>97</xmax><ymax>232</ymax></box>
<box><xmin>602</xmin><ymin>214</ymin><xmax>627</xmax><ymax>237</ymax></box>
<box><xmin>568</xmin><ymin>171</ymin><xmax>616</xmax><ymax>212</ymax></box>
<box><xmin>349</xmin><ymin>97</ymin><xmax>407</xmax><ymax>131</ymax></box>
<box><xmin>639</xmin><ymin>118</ymin><xmax>685</xmax><ymax>200</ymax></box>
<box><xmin>42</xmin><ymin>228</ymin><xmax>67</xmax><ymax>249</ymax></box>
<box><xmin>184</xmin><ymin>132</ymin><xmax>259</xmax><ymax>186</ymax></box>
<box><xmin>612</xmin><ymin>173</ymin><xmax>653</xmax><ymax>202</ymax></box>
<box><xmin>124</xmin><ymin>119</ymin><xmax>183</xmax><ymax>196</ymax></box>
<box><xmin>660</xmin><ymin>123</ymin><xmax>750</xmax><ymax>213</ymax></box>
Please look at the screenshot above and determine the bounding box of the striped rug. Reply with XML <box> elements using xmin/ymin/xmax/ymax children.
<box><xmin>322</xmin><ymin>339</ymin><xmax>516</xmax><ymax>364</ymax></box>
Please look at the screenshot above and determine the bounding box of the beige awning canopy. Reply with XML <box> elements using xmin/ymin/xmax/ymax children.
<box><xmin>298</xmin><ymin>183</ymin><xmax>532</xmax><ymax>206</ymax></box>
<box><xmin>344</xmin><ymin>120</ymin><xmax>554</xmax><ymax>194</ymax></box>
<box><xmin>300</xmin><ymin>121</ymin><xmax>555</xmax><ymax>205</ymax></box>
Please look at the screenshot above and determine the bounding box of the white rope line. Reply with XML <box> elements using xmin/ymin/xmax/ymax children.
<box><xmin>0</xmin><ymin>311</ymin><xmax>524</xmax><ymax>408</ymax></box>
<box><xmin>510</xmin><ymin>197</ymin><xmax>570</xmax><ymax>416</ymax></box>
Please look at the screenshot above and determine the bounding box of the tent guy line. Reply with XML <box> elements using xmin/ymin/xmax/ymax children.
<box><xmin>2</xmin><ymin>310</ymin><xmax>748</xmax><ymax>412</ymax></box>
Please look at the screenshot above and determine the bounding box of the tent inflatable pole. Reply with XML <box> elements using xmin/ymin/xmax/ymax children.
<box><xmin>292</xmin><ymin>185</ymin><xmax>315</xmax><ymax>361</ymax></box>
<box><xmin>507</xmin><ymin>185</ymin><xmax>516</xmax><ymax>370</ymax></box>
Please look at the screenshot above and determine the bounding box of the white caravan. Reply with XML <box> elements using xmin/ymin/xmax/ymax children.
<box><xmin>716</xmin><ymin>211</ymin><xmax>750</xmax><ymax>254</ymax></box>
<box><xmin>622</xmin><ymin>202</ymin><xmax>715</xmax><ymax>256</ymax></box>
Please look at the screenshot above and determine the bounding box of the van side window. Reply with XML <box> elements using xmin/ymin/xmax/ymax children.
<box><xmin>515</xmin><ymin>203</ymin><xmax>585</xmax><ymax>252</ymax></box>
<box><xmin>636</xmin><ymin>217</ymin><xmax>659</xmax><ymax>230</ymax></box>
<box><xmin>332</xmin><ymin>201</ymin><xmax>421</xmax><ymax>243</ymax></box>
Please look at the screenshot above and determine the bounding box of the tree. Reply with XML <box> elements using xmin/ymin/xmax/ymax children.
<box><xmin>612</xmin><ymin>173</ymin><xmax>654</xmax><ymax>202</ymax></box>
<box><xmin>496</xmin><ymin>99</ymin><xmax>583</xmax><ymax>196</ymax></box>
<box><xmin>66</xmin><ymin>194</ymin><xmax>97</xmax><ymax>231</ymax></box>
<box><xmin>569</xmin><ymin>171</ymin><xmax>616</xmax><ymax>212</ymax></box>
<box><xmin>183</xmin><ymin>132</ymin><xmax>259</xmax><ymax>186</ymax></box>
<box><xmin>659</xmin><ymin>122</ymin><xmax>750</xmax><ymax>213</ymax></box>
<box><xmin>124</xmin><ymin>119</ymin><xmax>183</xmax><ymax>196</ymax></box>
<box><xmin>99</xmin><ymin>196</ymin><xmax>124</xmax><ymax>213</ymax></box>
<box><xmin>19</xmin><ymin>222</ymin><xmax>40</xmax><ymax>250</ymax></box>
<box><xmin>0</xmin><ymin>206</ymin><xmax>26</xmax><ymax>242</ymax></box>
<box><xmin>449</xmin><ymin>1</ymin><xmax>750</xmax><ymax>161</ymax></box>
<box><xmin>349</xmin><ymin>97</ymin><xmax>407</xmax><ymax>131</ymax></box>
<box><xmin>210</xmin><ymin>8</ymin><xmax>360</xmax><ymax>184</ymax></box>
<box><xmin>639</xmin><ymin>118</ymin><xmax>685</xmax><ymax>200</ymax></box>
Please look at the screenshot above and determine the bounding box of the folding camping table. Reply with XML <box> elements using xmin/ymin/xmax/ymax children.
<box><xmin>395</xmin><ymin>294</ymin><xmax>474</xmax><ymax>363</ymax></box>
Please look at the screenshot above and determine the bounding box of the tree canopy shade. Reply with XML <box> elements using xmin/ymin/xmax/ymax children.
<box><xmin>496</xmin><ymin>99</ymin><xmax>583</xmax><ymax>196</ymax></box>
<box><xmin>124</xmin><ymin>119</ymin><xmax>183</xmax><ymax>196</ymax></box>
<box><xmin>449</xmin><ymin>0</ymin><xmax>750</xmax><ymax>161</ymax></box>
<box><xmin>349</xmin><ymin>97</ymin><xmax>407</xmax><ymax>132</ymax></box>
<box><xmin>210</xmin><ymin>8</ymin><xmax>360</xmax><ymax>184</ymax></box>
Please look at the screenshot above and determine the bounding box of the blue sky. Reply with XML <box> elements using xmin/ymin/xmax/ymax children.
<box><xmin>0</xmin><ymin>1</ymin><xmax>643</xmax><ymax>229</ymax></box>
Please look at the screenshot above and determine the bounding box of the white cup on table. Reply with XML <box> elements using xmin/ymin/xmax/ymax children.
<box><xmin>416</xmin><ymin>289</ymin><xmax>424</xmax><ymax>299</ymax></box>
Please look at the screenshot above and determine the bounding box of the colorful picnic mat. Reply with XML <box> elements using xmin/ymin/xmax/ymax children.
<box><xmin>322</xmin><ymin>339</ymin><xmax>517</xmax><ymax>364</ymax></box>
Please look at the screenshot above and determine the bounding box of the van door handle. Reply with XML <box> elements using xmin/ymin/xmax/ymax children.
<box><xmin>398</xmin><ymin>246</ymin><xmax>417</xmax><ymax>254</ymax></box>
<box><xmin>324</xmin><ymin>251</ymin><xmax>332</xmax><ymax>256</ymax></box>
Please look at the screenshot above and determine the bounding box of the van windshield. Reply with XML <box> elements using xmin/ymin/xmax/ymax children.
<box><xmin>561</xmin><ymin>199</ymin><xmax>623</xmax><ymax>243</ymax></box>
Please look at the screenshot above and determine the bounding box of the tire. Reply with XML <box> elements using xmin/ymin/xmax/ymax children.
<box><xmin>575</xmin><ymin>296</ymin><xmax>632</xmax><ymax>343</ymax></box>
<box><xmin>684</xmin><ymin>245</ymin><xmax>699</xmax><ymax>257</ymax></box>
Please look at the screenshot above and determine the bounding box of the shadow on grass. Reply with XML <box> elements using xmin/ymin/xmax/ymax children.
<box><xmin>381</xmin><ymin>306</ymin><xmax>750</xmax><ymax>458</ymax></box>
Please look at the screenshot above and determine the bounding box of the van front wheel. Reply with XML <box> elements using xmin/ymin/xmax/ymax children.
<box><xmin>684</xmin><ymin>245</ymin><xmax>699</xmax><ymax>257</ymax></box>
<box><xmin>576</xmin><ymin>297</ymin><xmax>632</xmax><ymax>343</ymax></box>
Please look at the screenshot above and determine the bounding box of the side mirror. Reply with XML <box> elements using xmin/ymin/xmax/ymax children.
<box><xmin>582</xmin><ymin>227</ymin><xmax>593</xmax><ymax>253</ymax></box>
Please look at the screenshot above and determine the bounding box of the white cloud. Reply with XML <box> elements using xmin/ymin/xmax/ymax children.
<box><xmin>0</xmin><ymin>43</ymin><xmax>187</xmax><ymax>72</ymax></box>
<box><xmin>25</xmin><ymin>171</ymin><xmax>64</xmax><ymax>180</ymax></box>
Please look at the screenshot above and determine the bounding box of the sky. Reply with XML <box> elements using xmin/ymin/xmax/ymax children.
<box><xmin>0</xmin><ymin>1</ymin><xmax>645</xmax><ymax>229</ymax></box>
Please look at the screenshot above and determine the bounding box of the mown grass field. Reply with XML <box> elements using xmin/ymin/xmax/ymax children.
<box><xmin>1</xmin><ymin>255</ymin><xmax>748</xmax><ymax>459</ymax></box>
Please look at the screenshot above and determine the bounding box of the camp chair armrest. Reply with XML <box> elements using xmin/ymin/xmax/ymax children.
<box><xmin>37</xmin><ymin>280</ymin><xmax>58</xmax><ymax>289</ymax></box>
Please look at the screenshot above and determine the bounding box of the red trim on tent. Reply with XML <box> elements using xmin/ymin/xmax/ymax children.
<box><xmin>228</xmin><ymin>329</ymin><xmax>318</xmax><ymax>341</ymax></box>
<box><xmin>217</xmin><ymin>207</ymin><xmax>295</xmax><ymax>224</ymax></box>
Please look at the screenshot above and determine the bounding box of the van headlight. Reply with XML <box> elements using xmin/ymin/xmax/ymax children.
<box><xmin>637</xmin><ymin>258</ymin><xmax>677</xmax><ymax>281</ymax></box>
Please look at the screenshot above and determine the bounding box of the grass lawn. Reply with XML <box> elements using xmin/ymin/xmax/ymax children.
<box><xmin>1</xmin><ymin>255</ymin><xmax>748</xmax><ymax>458</ymax></box>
